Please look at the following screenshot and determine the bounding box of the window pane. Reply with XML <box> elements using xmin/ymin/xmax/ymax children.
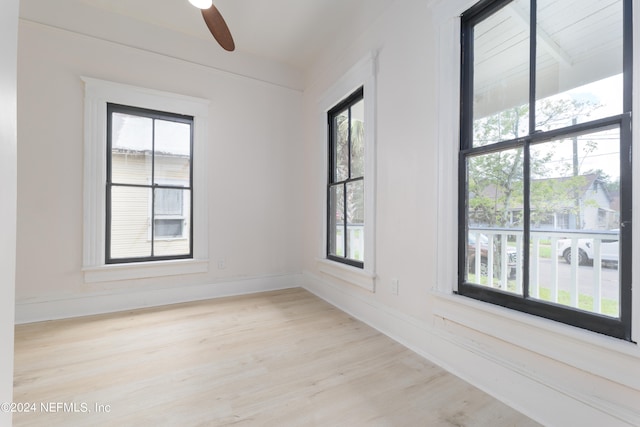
<box><xmin>111</xmin><ymin>113</ymin><xmax>152</xmax><ymax>184</ymax></box>
<box><xmin>155</xmin><ymin>188</ymin><xmax>183</xmax><ymax>215</ymax></box>
<box><xmin>110</xmin><ymin>186</ymin><xmax>152</xmax><ymax>259</ymax></box>
<box><xmin>154</xmin><ymin>119</ymin><xmax>191</xmax><ymax>186</ymax></box>
<box><xmin>350</xmin><ymin>100</ymin><xmax>365</xmax><ymax>178</ymax></box>
<box><xmin>530</xmin><ymin>128</ymin><xmax>620</xmax><ymax>317</ymax></box>
<box><xmin>535</xmin><ymin>0</ymin><xmax>623</xmax><ymax>132</ymax></box>
<box><xmin>328</xmin><ymin>184</ymin><xmax>345</xmax><ymax>257</ymax></box>
<box><xmin>154</xmin><ymin>190</ymin><xmax>191</xmax><ymax>257</ymax></box>
<box><xmin>466</xmin><ymin>149</ymin><xmax>524</xmax><ymax>293</ymax></box>
<box><xmin>154</xmin><ymin>219</ymin><xmax>183</xmax><ymax>237</ymax></box>
<box><xmin>346</xmin><ymin>180</ymin><xmax>364</xmax><ymax>262</ymax></box>
<box><xmin>333</xmin><ymin>110</ymin><xmax>349</xmax><ymax>182</ymax></box>
<box><xmin>473</xmin><ymin>0</ymin><xmax>530</xmax><ymax>146</ymax></box>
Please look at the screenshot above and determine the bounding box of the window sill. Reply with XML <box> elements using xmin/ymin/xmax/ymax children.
<box><xmin>316</xmin><ymin>258</ymin><xmax>376</xmax><ymax>292</ymax></box>
<box><xmin>429</xmin><ymin>289</ymin><xmax>639</xmax><ymax>391</ymax></box>
<box><xmin>83</xmin><ymin>259</ymin><xmax>209</xmax><ymax>283</ymax></box>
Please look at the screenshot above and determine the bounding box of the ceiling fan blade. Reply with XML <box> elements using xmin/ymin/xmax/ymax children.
<box><xmin>201</xmin><ymin>4</ymin><xmax>235</xmax><ymax>51</ymax></box>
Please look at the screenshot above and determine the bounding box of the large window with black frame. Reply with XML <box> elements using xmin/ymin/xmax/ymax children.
<box><xmin>327</xmin><ymin>87</ymin><xmax>365</xmax><ymax>268</ymax></box>
<box><xmin>106</xmin><ymin>103</ymin><xmax>194</xmax><ymax>263</ymax></box>
<box><xmin>459</xmin><ymin>0</ymin><xmax>632</xmax><ymax>340</ymax></box>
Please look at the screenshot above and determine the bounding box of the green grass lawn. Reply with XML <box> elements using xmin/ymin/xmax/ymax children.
<box><xmin>537</xmin><ymin>288</ymin><xmax>619</xmax><ymax>316</ymax></box>
<box><xmin>507</xmin><ymin>241</ymin><xmax>554</xmax><ymax>259</ymax></box>
<box><xmin>467</xmin><ymin>275</ymin><xmax>619</xmax><ymax>317</ymax></box>
<box><xmin>536</xmin><ymin>245</ymin><xmax>552</xmax><ymax>258</ymax></box>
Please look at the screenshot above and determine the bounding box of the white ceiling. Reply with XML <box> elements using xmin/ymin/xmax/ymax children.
<box><xmin>62</xmin><ymin>0</ymin><xmax>394</xmax><ymax>71</ymax></box>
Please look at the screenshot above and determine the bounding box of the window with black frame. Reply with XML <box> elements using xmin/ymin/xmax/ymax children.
<box><xmin>327</xmin><ymin>87</ymin><xmax>365</xmax><ymax>268</ymax></box>
<box><xmin>106</xmin><ymin>103</ymin><xmax>193</xmax><ymax>263</ymax></box>
<box><xmin>459</xmin><ymin>0</ymin><xmax>632</xmax><ymax>340</ymax></box>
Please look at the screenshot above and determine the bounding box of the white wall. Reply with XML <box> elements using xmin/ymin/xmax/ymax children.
<box><xmin>303</xmin><ymin>0</ymin><xmax>437</xmax><ymax>321</ymax></box>
<box><xmin>301</xmin><ymin>0</ymin><xmax>640</xmax><ymax>425</ymax></box>
<box><xmin>0</xmin><ymin>0</ymin><xmax>19</xmax><ymax>425</ymax></box>
<box><xmin>15</xmin><ymin>16</ymin><xmax>304</xmax><ymax>318</ymax></box>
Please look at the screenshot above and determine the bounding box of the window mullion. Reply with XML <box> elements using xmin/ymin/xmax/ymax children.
<box><xmin>105</xmin><ymin>107</ymin><xmax>113</xmax><ymax>262</ymax></box>
<box><xmin>105</xmin><ymin>183</ymin><xmax>112</xmax><ymax>261</ymax></box>
<box><xmin>343</xmin><ymin>181</ymin><xmax>348</xmax><ymax>259</ymax></box>
<box><xmin>348</xmin><ymin>106</ymin><xmax>353</xmax><ymax>179</ymax></box>
<box><xmin>623</xmin><ymin>0</ymin><xmax>633</xmax><ymax>114</ymax></box>
<box><xmin>346</xmin><ymin>106</ymin><xmax>351</xmax><ymax>259</ymax></box>
<box><xmin>460</xmin><ymin>20</ymin><xmax>474</xmax><ymax>151</ymax></box>
<box><xmin>522</xmin><ymin>142</ymin><xmax>531</xmax><ymax>299</ymax></box>
<box><xmin>619</xmin><ymin>114</ymin><xmax>632</xmax><ymax>340</ymax></box>
<box><xmin>522</xmin><ymin>0</ymin><xmax>537</xmax><ymax>299</ymax></box>
<box><xmin>150</xmin><ymin>119</ymin><xmax>156</xmax><ymax>258</ymax></box>
<box><xmin>529</xmin><ymin>0</ymin><xmax>537</xmax><ymax>133</ymax></box>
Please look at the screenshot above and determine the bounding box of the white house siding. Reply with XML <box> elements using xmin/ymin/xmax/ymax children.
<box><xmin>581</xmin><ymin>181</ymin><xmax>617</xmax><ymax>230</ymax></box>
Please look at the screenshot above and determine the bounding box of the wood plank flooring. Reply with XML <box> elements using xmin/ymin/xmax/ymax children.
<box><xmin>13</xmin><ymin>288</ymin><xmax>539</xmax><ymax>426</ymax></box>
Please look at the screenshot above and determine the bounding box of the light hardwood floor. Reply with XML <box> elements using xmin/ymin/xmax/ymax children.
<box><xmin>13</xmin><ymin>288</ymin><xmax>539</xmax><ymax>426</ymax></box>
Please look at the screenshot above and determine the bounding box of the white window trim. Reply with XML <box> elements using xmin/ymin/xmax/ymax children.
<box><xmin>432</xmin><ymin>0</ymin><xmax>640</xmax><ymax>372</ymax></box>
<box><xmin>433</xmin><ymin>0</ymin><xmax>471</xmax><ymax>294</ymax></box>
<box><xmin>81</xmin><ymin>77</ymin><xmax>209</xmax><ymax>283</ymax></box>
<box><xmin>317</xmin><ymin>51</ymin><xmax>378</xmax><ymax>292</ymax></box>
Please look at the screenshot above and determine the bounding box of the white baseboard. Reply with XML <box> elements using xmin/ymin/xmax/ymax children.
<box><xmin>15</xmin><ymin>273</ymin><xmax>302</xmax><ymax>324</ymax></box>
<box><xmin>302</xmin><ymin>270</ymin><xmax>640</xmax><ymax>427</ymax></box>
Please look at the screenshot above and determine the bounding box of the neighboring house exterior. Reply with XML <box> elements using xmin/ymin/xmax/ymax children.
<box><xmin>470</xmin><ymin>173</ymin><xmax>618</xmax><ymax>231</ymax></box>
<box><xmin>528</xmin><ymin>174</ymin><xmax>617</xmax><ymax>230</ymax></box>
<box><xmin>110</xmin><ymin>149</ymin><xmax>191</xmax><ymax>259</ymax></box>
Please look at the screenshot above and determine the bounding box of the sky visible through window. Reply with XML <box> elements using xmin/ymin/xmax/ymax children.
<box><xmin>534</xmin><ymin>74</ymin><xmax>622</xmax><ymax>180</ymax></box>
<box><xmin>112</xmin><ymin>113</ymin><xmax>191</xmax><ymax>156</ymax></box>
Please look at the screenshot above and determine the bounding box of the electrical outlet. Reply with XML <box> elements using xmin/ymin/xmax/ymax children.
<box><xmin>391</xmin><ymin>278</ymin><xmax>399</xmax><ymax>295</ymax></box>
<box><xmin>217</xmin><ymin>258</ymin><xmax>227</xmax><ymax>270</ymax></box>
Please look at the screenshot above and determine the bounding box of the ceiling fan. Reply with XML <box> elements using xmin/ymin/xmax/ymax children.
<box><xmin>188</xmin><ymin>0</ymin><xmax>235</xmax><ymax>52</ymax></box>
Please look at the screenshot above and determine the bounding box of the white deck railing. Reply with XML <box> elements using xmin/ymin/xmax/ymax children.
<box><xmin>333</xmin><ymin>224</ymin><xmax>365</xmax><ymax>262</ymax></box>
<box><xmin>468</xmin><ymin>228</ymin><xmax>619</xmax><ymax>317</ymax></box>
